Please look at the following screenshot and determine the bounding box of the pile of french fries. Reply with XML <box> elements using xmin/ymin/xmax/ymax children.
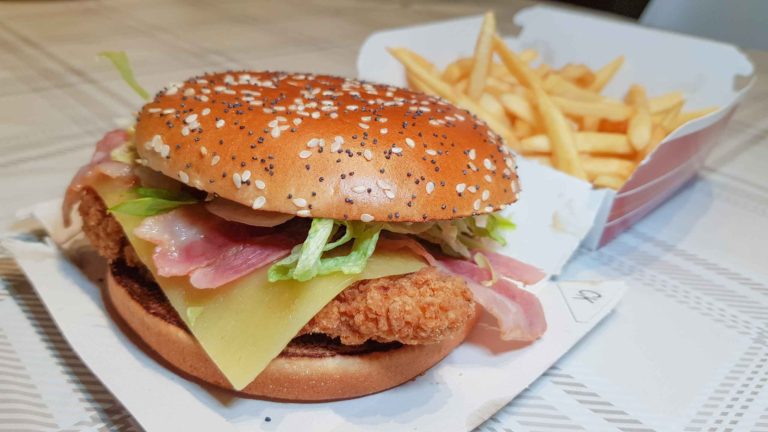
<box><xmin>388</xmin><ymin>11</ymin><xmax>717</xmax><ymax>190</ymax></box>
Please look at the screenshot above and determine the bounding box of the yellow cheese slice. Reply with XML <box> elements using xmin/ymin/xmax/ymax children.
<box><xmin>93</xmin><ymin>180</ymin><xmax>426</xmax><ymax>390</ymax></box>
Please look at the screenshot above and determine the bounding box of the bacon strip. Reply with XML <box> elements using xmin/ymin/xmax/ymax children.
<box><xmin>437</xmin><ymin>257</ymin><xmax>547</xmax><ymax>341</ymax></box>
<box><xmin>134</xmin><ymin>206</ymin><xmax>296</xmax><ymax>289</ymax></box>
<box><xmin>377</xmin><ymin>235</ymin><xmax>438</xmax><ymax>265</ymax></box>
<box><xmin>481</xmin><ymin>250</ymin><xmax>547</xmax><ymax>285</ymax></box>
<box><xmin>378</xmin><ymin>235</ymin><xmax>547</xmax><ymax>342</ymax></box>
<box><xmin>62</xmin><ymin>130</ymin><xmax>134</xmax><ymax>226</ymax></box>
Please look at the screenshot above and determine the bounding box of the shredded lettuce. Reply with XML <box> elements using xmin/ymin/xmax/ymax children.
<box><xmin>317</xmin><ymin>223</ymin><xmax>381</xmax><ymax>275</ymax></box>
<box><xmin>383</xmin><ymin>213</ymin><xmax>515</xmax><ymax>258</ymax></box>
<box><xmin>109</xmin><ymin>187</ymin><xmax>197</xmax><ymax>216</ymax></box>
<box><xmin>111</xmin><ymin>183</ymin><xmax>515</xmax><ymax>280</ymax></box>
<box><xmin>268</xmin><ymin>220</ymin><xmax>382</xmax><ymax>282</ymax></box>
<box><xmin>268</xmin><ymin>213</ymin><xmax>514</xmax><ymax>282</ymax></box>
<box><xmin>99</xmin><ymin>51</ymin><xmax>150</xmax><ymax>101</ymax></box>
<box><xmin>293</xmin><ymin>218</ymin><xmax>335</xmax><ymax>280</ymax></box>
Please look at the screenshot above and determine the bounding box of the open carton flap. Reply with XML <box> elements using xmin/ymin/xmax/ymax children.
<box><xmin>358</xmin><ymin>5</ymin><xmax>755</xmax><ymax>255</ymax></box>
<box><xmin>2</xmin><ymin>199</ymin><xmax>626</xmax><ymax>432</ymax></box>
<box><xmin>497</xmin><ymin>158</ymin><xmax>610</xmax><ymax>276</ymax></box>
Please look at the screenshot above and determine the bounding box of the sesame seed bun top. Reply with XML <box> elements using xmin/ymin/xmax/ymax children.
<box><xmin>134</xmin><ymin>71</ymin><xmax>519</xmax><ymax>222</ymax></box>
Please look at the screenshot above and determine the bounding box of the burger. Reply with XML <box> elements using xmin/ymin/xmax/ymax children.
<box><xmin>63</xmin><ymin>70</ymin><xmax>547</xmax><ymax>401</ymax></box>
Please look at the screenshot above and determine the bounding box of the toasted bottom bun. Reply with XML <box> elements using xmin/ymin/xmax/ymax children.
<box><xmin>105</xmin><ymin>261</ymin><xmax>478</xmax><ymax>401</ymax></box>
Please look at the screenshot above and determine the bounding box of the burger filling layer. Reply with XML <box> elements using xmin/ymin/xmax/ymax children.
<box><xmin>80</xmin><ymin>187</ymin><xmax>476</xmax><ymax>346</ymax></box>
<box><xmin>65</xmin><ymin>129</ymin><xmax>547</xmax><ymax>391</ymax></box>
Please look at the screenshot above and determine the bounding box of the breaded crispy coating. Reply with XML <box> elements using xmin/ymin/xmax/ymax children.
<box><xmin>300</xmin><ymin>267</ymin><xmax>475</xmax><ymax>345</ymax></box>
<box><xmin>79</xmin><ymin>188</ymin><xmax>144</xmax><ymax>269</ymax></box>
<box><xmin>78</xmin><ymin>188</ymin><xmax>476</xmax><ymax>346</ymax></box>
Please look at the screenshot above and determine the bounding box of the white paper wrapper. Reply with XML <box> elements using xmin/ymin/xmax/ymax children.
<box><xmin>2</xmin><ymin>198</ymin><xmax>625</xmax><ymax>431</ymax></box>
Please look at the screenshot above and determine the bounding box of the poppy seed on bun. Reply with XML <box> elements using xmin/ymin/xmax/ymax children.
<box><xmin>134</xmin><ymin>71</ymin><xmax>520</xmax><ymax>222</ymax></box>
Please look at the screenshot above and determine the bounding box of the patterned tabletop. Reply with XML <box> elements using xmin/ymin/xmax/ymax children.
<box><xmin>1</xmin><ymin>1</ymin><xmax>767</xmax><ymax>431</ymax></box>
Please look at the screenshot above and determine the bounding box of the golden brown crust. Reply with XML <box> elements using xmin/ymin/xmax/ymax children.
<box><xmin>106</xmin><ymin>265</ymin><xmax>478</xmax><ymax>401</ymax></box>
<box><xmin>78</xmin><ymin>188</ymin><xmax>147</xmax><ymax>271</ymax></box>
<box><xmin>301</xmin><ymin>267</ymin><xmax>475</xmax><ymax>345</ymax></box>
<box><xmin>78</xmin><ymin>188</ymin><xmax>144</xmax><ymax>269</ymax></box>
<box><xmin>134</xmin><ymin>71</ymin><xmax>519</xmax><ymax>222</ymax></box>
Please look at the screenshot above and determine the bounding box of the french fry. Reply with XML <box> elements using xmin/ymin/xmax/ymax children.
<box><xmin>441</xmin><ymin>58</ymin><xmax>473</xmax><ymax>83</ymax></box>
<box><xmin>533</xmin><ymin>86</ymin><xmax>588</xmax><ymax>179</ymax></box>
<box><xmin>519</xmin><ymin>48</ymin><xmax>539</xmax><ymax>63</ymax></box>
<box><xmin>581</xmin><ymin>156</ymin><xmax>636</xmax><ymax>180</ymax></box>
<box><xmin>578</xmin><ymin>132</ymin><xmax>634</xmax><ymax>155</ymax></box>
<box><xmin>582</xmin><ymin>116</ymin><xmax>600</xmax><ymax>131</ymax></box>
<box><xmin>636</xmin><ymin>125</ymin><xmax>668</xmax><ymax>161</ymax></box>
<box><xmin>508</xmin><ymin>83</ymin><xmax>532</xmax><ymax>99</ymax></box>
<box><xmin>521</xmin><ymin>132</ymin><xmax>634</xmax><ymax>155</ymax></box>
<box><xmin>467</xmin><ymin>11</ymin><xmax>496</xmax><ymax>100</ymax></box>
<box><xmin>455</xmin><ymin>78</ymin><xmax>469</xmax><ymax>94</ymax></box>
<box><xmin>480</xmin><ymin>93</ymin><xmax>512</xmax><ymax>128</ymax></box>
<box><xmin>559</xmin><ymin>64</ymin><xmax>594</xmax><ymax>87</ymax></box>
<box><xmin>592</xmin><ymin>174</ymin><xmax>626</xmax><ymax>190</ymax></box>
<box><xmin>535</xmin><ymin>63</ymin><xmax>551</xmax><ymax>77</ymax></box>
<box><xmin>405</xmin><ymin>50</ymin><xmax>441</xmax><ymax>76</ymax></box>
<box><xmin>490</xmin><ymin>62</ymin><xmax>515</xmax><ymax>81</ymax></box>
<box><xmin>387</xmin><ymin>47</ymin><xmax>520</xmax><ymax>147</ymax></box>
<box><xmin>519</xmin><ymin>134</ymin><xmax>550</xmax><ymax>153</ymax></box>
<box><xmin>660</xmin><ymin>102</ymin><xmax>683</xmax><ymax>132</ymax></box>
<box><xmin>389</xmin><ymin>48</ymin><xmax>451</xmax><ymax>95</ymax></box>
<box><xmin>589</xmin><ymin>56</ymin><xmax>624</xmax><ymax>92</ymax></box>
<box><xmin>551</xmin><ymin>96</ymin><xmax>633</xmax><ymax>121</ymax></box>
<box><xmin>401</xmin><ymin>53</ymin><xmax>440</xmax><ymax>95</ymax></box>
<box><xmin>492</xmin><ymin>34</ymin><xmax>542</xmax><ymax>88</ymax></box>
<box><xmin>496</xmin><ymin>75</ymin><xmax>522</xmax><ymax>88</ymax></box>
<box><xmin>600</xmin><ymin>118</ymin><xmax>629</xmax><ymax>133</ymax></box>
<box><xmin>500</xmin><ymin>92</ymin><xmax>536</xmax><ymax>124</ymax></box>
<box><xmin>544</xmin><ymin>74</ymin><xmax>604</xmax><ymax>102</ymax></box>
<box><xmin>669</xmin><ymin>106</ymin><xmax>718</xmax><ymax>130</ymax></box>
<box><xmin>407</xmin><ymin>73</ymin><xmax>435</xmax><ymax>95</ymax></box>
<box><xmin>626</xmin><ymin>84</ymin><xmax>652</xmax><ymax>151</ymax></box>
<box><xmin>514</xmin><ymin>119</ymin><xmax>534</xmax><ymax>139</ymax></box>
<box><xmin>493</xmin><ymin>35</ymin><xmax>586</xmax><ymax>178</ymax></box>
<box><xmin>484</xmin><ymin>76</ymin><xmax>514</xmax><ymax>96</ymax></box>
<box><xmin>649</xmin><ymin>91</ymin><xmax>684</xmax><ymax>114</ymax></box>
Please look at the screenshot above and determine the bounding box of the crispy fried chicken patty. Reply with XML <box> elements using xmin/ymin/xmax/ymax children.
<box><xmin>78</xmin><ymin>188</ymin><xmax>476</xmax><ymax>346</ymax></box>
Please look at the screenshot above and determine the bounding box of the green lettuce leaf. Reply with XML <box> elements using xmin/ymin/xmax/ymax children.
<box><xmin>109</xmin><ymin>187</ymin><xmax>197</xmax><ymax>216</ymax></box>
<box><xmin>293</xmin><ymin>218</ymin><xmax>335</xmax><ymax>281</ymax></box>
<box><xmin>99</xmin><ymin>51</ymin><xmax>150</xmax><ymax>101</ymax></box>
<box><xmin>324</xmin><ymin>221</ymin><xmax>354</xmax><ymax>251</ymax></box>
<box><xmin>317</xmin><ymin>223</ymin><xmax>381</xmax><ymax>275</ymax></box>
<box><xmin>268</xmin><ymin>221</ymin><xmax>382</xmax><ymax>283</ymax></box>
<box><xmin>135</xmin><ymin>187</ymin><xmax>195</xmax><ymax>201</ymax></box>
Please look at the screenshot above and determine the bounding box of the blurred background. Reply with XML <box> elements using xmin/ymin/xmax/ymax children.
<box><xmin>557</xmin><ymin>0</ymin><xmax>768</xmax><ymax>50</ymax></box>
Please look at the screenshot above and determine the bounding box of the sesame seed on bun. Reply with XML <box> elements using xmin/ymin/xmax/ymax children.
<box><xmin>134</xmin><ymin>71</ymin><xmax>520</xmax><ymax>222</ymax></box>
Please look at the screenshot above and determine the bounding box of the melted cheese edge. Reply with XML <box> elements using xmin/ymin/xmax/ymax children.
<box><xmin>93</xmin><ymin>181</ymin><xmax>426</xmax><ymax>390</ymax></box>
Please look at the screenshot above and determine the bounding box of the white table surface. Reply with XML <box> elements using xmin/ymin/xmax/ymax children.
<box><xmin>1</xmin><ymin>1</ymin><xmax>767</xmax><ymax>431</ymax></box>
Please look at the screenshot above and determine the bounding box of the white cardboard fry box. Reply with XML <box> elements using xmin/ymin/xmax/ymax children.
<box><xmin>357</xmin><ymin>5</ymin><xmax>755</xmax><ymax>249</ymax></box>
